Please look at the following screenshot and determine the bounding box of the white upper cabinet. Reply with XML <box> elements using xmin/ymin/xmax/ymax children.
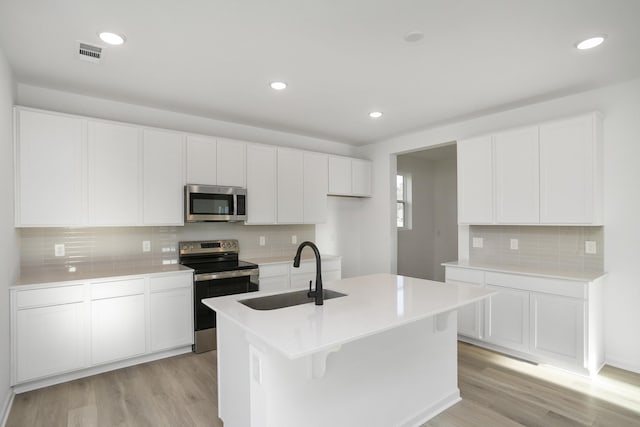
<box><xmin>143</xmin><ymin>129</ymin><xmax>185</xmax><ymax>225</ymax></box>
<box><xmin>15</xmin><ymin>109</ymin><xmax>85</xmax><ymax>226</ymax></box>
<box><xmin>457</xmin><ymin>112</ymin><xmax>602</xmax><ymax>225</ymax></box>
<box><xmin>539</xmin><ymin>114</ymin><xmax>603</xmax><ymax>224</ymax></box>
<box><xmin>277</xmin><ymin>148</ymin><xmax>304</xmax><ymax>224</ymax></box>
<box><xmin>246</xmin><ymin>144</ymin><xmax>277</xmax><ymax>224</ymax></box>
<box><xmin>88</xmin><ymin>121</ymin><xmax>141</xmax><ymax>225</ymax></box>
<box><xmin>217</xmin><ymin>138</ymin><xmax>245</xmax><ymax>187</ymax></box>
<box><xmin>494</xmin><ymin>126</ymin><xmax>540</xmax><ymax>224</ymax></box>
<box><xmin>186</xmin><ymin>135</ymin><xmax>217</xmax><ymax>185</ymax></box>
<box><xmin>328</xmin><ymin>156</ymin><xmax>372</xmax><ymax>197</ymax></box>
<box><xmin>303</xmin><ymin>152</ymin><xmax>328</xmax><ymax>224</ymax></box>
<box><xmin>351</xmin><ymin>159</ymin><xmax>372</xmax><ymax>197</ymax></box>
<box><xmin>457</xmin><ymin>136</ymin><xmax>494</xmax><ymax>224</ymax></box>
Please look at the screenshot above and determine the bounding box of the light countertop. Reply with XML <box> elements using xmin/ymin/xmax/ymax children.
<box><xmin>442</xmin><ymin>260</ymin><xmax>606</xmax><ymax>282</ymax></box>
<box><xmin>203</xmin><ymin>273</ymin><xmax>493</xmax><ymax>359</ymax></box>
<box><xmin>244</xmin><ymin>254</ymin><xmax>341</xmax><ymax>265</ymax></box>
<box><xmin>14</xmin><ymin>263</ymin><xmax>193</xmax><ymax>288</ymax></box>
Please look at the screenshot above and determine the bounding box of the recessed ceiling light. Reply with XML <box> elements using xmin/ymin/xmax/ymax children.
<box><xmin>404</xmin><ymin>31</ymin><xmax>424</xmax><ymax>43</ymax></box>
<box><xmin>270</xmin><ymin>81</ymin><xmax>287</xmax><ymax>90</ymax></box>
<box><xmin>98</xmin><ymin>32</ymin><xmax>126</xmax><ymax>46</ymax></box>
<box><xmin>575</xmin><ymin>35</ymin><xmax>606</xmax><ymax>50</ymax></box>
<box><xmin>369</xmin><ymin>111</ymin><xmax>383</xmax><ymax>119</ymax></box>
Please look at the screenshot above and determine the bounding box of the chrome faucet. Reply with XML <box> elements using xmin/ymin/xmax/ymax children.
<box><xmin>293</xmin><ymin>241</ymin><xmax>323</xmax><ymax>305</ymax></box>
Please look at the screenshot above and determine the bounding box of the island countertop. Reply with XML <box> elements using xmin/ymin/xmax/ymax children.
<box><xmin>203</xmin><ymin>273</ymin><xmax>494</xmax><ymax>359</ymax></box>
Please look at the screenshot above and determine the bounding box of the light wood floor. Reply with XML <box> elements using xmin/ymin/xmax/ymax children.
<box><xmin>7</xmin><ymin>342</ymin><xmax>640</xmax><ymax>427</ymax></box>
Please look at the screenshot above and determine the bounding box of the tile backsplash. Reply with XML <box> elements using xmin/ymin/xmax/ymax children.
<box><xmin>19</xmin><ymin>223</ymin><xmax>315</xmax><ymax>269</ymax></box>
<box><xmin>469</xmin><ymin>225</ymin><xmax>604</xmax><ymax>273</ymax></box>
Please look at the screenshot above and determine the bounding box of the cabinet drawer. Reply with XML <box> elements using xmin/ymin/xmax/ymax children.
<box><xmin>445</xmin><ymin>267</ymin><xmax>484</xmax><ymax>285</ymax></box>
<box><xmin>485</xmin><ymin>272</ymin><xmax>586</xmax><ymax>299</ymax></box>
<box><xmin>16</xmin><ymin>284</ymin><xmax>85</xmax><ymax>309</ymax></box>
<box><xmin>259</xmin><ymin>263</ymin><xmax>290</xmax><ymax>278</ymax></box>
<box><xmin>293</xmin><ymin>258</ymin><xmax>340</xmax><ymax>274</ymax></box>
<box><xmin>91</xmin><ymin>278</ymin><xmax>146</xmax><ymax>300</ymax></box>
<box><xmin>149</xmin><ymin>273</ymin><xmax>192</xmax><ymax>292</ymax></box>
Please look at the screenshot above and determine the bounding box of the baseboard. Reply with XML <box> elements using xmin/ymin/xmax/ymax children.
<box><xmin>0</xmin><ymin>388</ymin><xmax>15</xmax><ymax>427</ymax></box>
<box><xmin>605</xmin><ymin>357</ymin><xmax>640</xmax><ymax>375</ymax></box>
<box><xmin>397</xmin><ymin>389</ymin><xmax>461</xmax><ymax>427</ymax></box>
<box><xmin>13</xmin><ymin>346</ymin><xmax>192</xmax><ymax>394</ymax></box>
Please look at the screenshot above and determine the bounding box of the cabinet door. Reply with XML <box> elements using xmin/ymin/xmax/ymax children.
<box><xmin>445</xmin><ymin>268</ymin><xmax>485</xmax><ymax>339</ymax></box>
<box><xmin>290</xmin><ymin>272</ymin><xmax>316</xmax><ymax>290</ymax></box>
<box><xmin>351</xmin><ymin>159</ymin><xmax>372</xmax><ymax>197</ymax></box>
<box><xmin>277</xmin><ymin>148</ymin><xmax>304</xmax><ymax>224</ymax></box>
<box><xmin>530</xmin><ymin>292</ymin><xmax>585</xmax><ymax>365</ymax></box>
<box><xmin>494</xmin><ymin>127</ymin><xmax>540</xmax><ymax>223</ymax></box>
<box><xmin>457</xmin><ymin>136</ymin><xmax>494</xmax><ymax>224</ymax></box>
<box><xmin>217</xmin><ymin>138</ymin><xmax>245</xmax><ymax>187</ymax></box>
<box><xmin>150</xmin><ymin>287</ymin><xmax>193</xmax><ymax>352</ymax></box>
<box><xmin>449</xmin><ymin>280</ymin><xmax>483</xmax><ymax>339</ymax></box>
<box><xmin>258</xmin><ymin>275</ymin><xmax>290</xmax><ymax>292</ymax></box>
<box><xmin>484</xmin><ymin>285</ymin><xmax>530</xmax><ymax>352</ymax></box>
<box><xmin>16</xmin><ymin>109</ymin><xmax>85</xmax><ymax>226</ymax></box>
<box><xmin>303</xmin><ymin>152</ymin><xmax>328</xmax><ymax>223</ymax></box>
<box><xmin>246</xmin><ymin>144</ymin><xmax>277</xmax><ymax>224</ymax></box>
<box><xmin>15</xmin><ymin>303</ymin><xmax>86</xmax><ymax>383</ymax></box>
<box><xmin>186</xmin><ymin>135</ymin><xmax>217</xmax><ymax>185</ymax></box>
<box><xmin>328</xmin><ymin>156</ymin><xmax>351</xmax><ymax>195</ymax></box>
<box><xmin>143</xmin><ymin>129</ymin><xmax>185</xmax><ymax>225</ymax></box>
<box><xmin>88</xmin><ymin>121</ymin><xmax>141</xmax><ymax>225</ymax></box>
<box><xmin>91</xmin><ymin>294</ymin><xmax>146</xmax><ymax>365</ymax></box>
<box><xmin>540</xmin><ymin>115</ymin><xmax>597</xmax><ymax>224</ymax></box>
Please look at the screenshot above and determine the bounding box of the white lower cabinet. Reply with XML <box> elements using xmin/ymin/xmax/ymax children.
<box><xmin>257</xmin><ymin>257</ymin><xmax>342</xmax><ymax>292</ymax></box>
<box><xmin>91</xmin><ymin>293</ymin><xmax>146</xmax><ymax>365</ymax></box>
<box><xmin>530</xmin><ymin>292</ymin><xmax>585</xmax><ymax>366</ymax></box>
<box><xmin>11</xmin><ymin>271</ymin><xmax>194</xmax><ymax>389</ymax></box>
<box><xmin>445</xmin><ymin>268</ymin><xmax>484</xmax><ymax>339</ymax></box>
<box><xmin>15</xmin><ymin>301</ymin><xmax>86</xmax><ymax>383</ymax></box>
<box><xmin>149</xmin><ymin>275</ymin><xmax>194</xmax><ymax>352</ymax></box>
<box><xmin>444</xmin><ymin>265</ymin><xmax>604</xmax><ymax>375</ymax></box>
<box><xmin>484</xmin><ymin>285</ymin><xmax>530</xmax><ymax>353</ymax></box>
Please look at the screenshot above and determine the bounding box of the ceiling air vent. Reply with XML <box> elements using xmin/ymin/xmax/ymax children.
<box><xmin>77</xmin><ymin>42</ymin><xmax>102</xmax><ymax>63</ymax></box>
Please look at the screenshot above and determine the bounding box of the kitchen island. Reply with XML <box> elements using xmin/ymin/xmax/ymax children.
<box><xmin>203</xmin><ymin>273</ymin><xmax>494</xmax><ymax>427</ymax></box>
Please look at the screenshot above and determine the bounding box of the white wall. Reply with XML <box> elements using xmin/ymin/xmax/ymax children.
<box><xmin>357</xmin><ymin>77</ymin><xmax>640</xmax><ymax>373</ymax></box>
<box><xmin>16</xmin><ymin>84</ymin><xmax>357</xmax><ymax>157</ymax></box>
<box><xmin>0</xmin><ymin>47</ymin><xmax>18</xmax><ymax>423</ymax></box>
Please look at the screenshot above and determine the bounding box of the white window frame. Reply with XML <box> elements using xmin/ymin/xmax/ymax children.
<box><xmin>397</xmin><ymin>174</ymin><xmax>411</xmax><ymax>230</ymax></box>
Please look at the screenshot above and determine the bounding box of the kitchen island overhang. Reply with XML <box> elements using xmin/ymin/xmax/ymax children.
<box><xmin>204</xmin><ymin>273</ymin><xmax>494</xmax><ymax>427</ymax></box>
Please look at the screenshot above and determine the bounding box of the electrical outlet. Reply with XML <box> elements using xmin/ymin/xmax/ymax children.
<box><xmin>472</xmin><ymin>237</ymin><xmax>483</xmax><ymax>249</ymax></box>
<box><xmin>54</xmin><ymin>244</ymin><xmax>65</xmax><ymax>257</ymax></box>
<box><xmin>259</xmin><ymin>236</ymin><xmax>266</xmax><ymax>246</ymax></box>
<box><xmin>142</xmin><ymin>241</ymin><xmax>151</xmax><ymax>252</ymax></box>
<box><xmin>585</xmin><ymin>241</ymin><xmax>597</xmax><ymax>254</ymax></box>
<box><xmin>291</xmin><ymin>235</ymin><xmax>297</xmax><ymax>244</ymax></box>
<box><xmin>510</xmin><ymin>238</ymin><xmax>519</xmax><ymax>250</ymax></box>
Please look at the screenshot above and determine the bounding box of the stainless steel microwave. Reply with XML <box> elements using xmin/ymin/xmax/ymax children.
<box><xmin>185</xmin><ymin>185</ymin><xmax>247</xmax><ymax>222</ymax></box>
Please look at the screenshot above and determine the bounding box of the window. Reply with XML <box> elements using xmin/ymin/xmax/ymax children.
<box><xmin>397</xmin><ymin>174</ymin><xmax>410</xmax><ymax>228</ymax></box>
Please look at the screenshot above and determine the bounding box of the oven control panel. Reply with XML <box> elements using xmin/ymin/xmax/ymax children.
<box><xmin>179</xmin><ymin>239</ymin><xmax>239</xmax><ymax>255</ymax></box>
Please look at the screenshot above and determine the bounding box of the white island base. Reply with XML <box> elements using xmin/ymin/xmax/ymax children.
<box><xmin>206</xmin><ymin>274</ymin><xmax>494</xmax><ymax>427</ymax></box>
<box><xmin>218</xmin><ymin>311</ymin><xmax>459</xmax><ymax>427</ymax></box>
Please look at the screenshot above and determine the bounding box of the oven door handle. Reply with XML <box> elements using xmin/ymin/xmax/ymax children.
<box><xmin>194</xmin><ymin>268</ymin><xmax>259</xmax><ymax>282</ymax></box>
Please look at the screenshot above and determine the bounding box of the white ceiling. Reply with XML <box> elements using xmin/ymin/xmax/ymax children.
<box><xmin>1</xmin><ymin>0</ymin><xmax>639</xmax><ymax>145</ymax></box>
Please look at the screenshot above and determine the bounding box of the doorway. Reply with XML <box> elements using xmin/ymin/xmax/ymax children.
<box><xmin>396</xmin><ymin>144</ymin><xmax>457</xmax><ymax>282</ymax></box>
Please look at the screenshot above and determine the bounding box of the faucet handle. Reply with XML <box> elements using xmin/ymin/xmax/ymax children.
<box><xmin>307</xmin><ymin>280</ymin><xmax>314</xmax><ymax>298</ymax></box>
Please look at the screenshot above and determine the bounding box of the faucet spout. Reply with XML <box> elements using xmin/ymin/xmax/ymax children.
<box><xmin>293</xmin><ymin>241</ymin><xmax>323</xmax><ymax>305</ymax></box>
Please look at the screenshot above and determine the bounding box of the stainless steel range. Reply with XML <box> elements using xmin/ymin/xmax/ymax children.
<box><xmin>179</xmin><ymin>239</ymin><xmax>258</xmax><ymax>353</ymax></box>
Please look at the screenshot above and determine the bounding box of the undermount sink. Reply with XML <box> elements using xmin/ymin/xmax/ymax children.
<box><xmin>239</xmin><ymin>289</ymin><xmax>347</xmax><ymax>311</ymax></box>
